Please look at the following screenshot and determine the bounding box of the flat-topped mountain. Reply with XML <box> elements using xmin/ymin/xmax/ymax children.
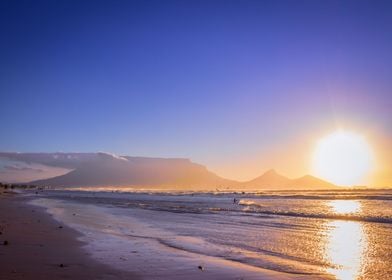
<box><xmin>0</xmin><ymin>152</ymin><xmax>234</xmax><ymax>188</ymax></box>
<box><xmin>0</xmin><ymin>152</ymin><xmax>336</xmax><ymax>189</ymax></box>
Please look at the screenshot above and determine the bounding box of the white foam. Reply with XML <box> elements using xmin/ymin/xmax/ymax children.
<box><xmin>30</xmin><ymin>198</ymin><xmax>300</xmax><ymax>279</ymax></box>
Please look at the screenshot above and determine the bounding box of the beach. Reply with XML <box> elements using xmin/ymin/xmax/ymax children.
<box><xmin>0</xmin><ymin>191</ymin><xmax>139</xmax><ymax>280</ymax></box>
<box><xmin>0</xmin><ymin>190</ymin><xmax>309</xmax><ymax>280</ymax></box>
<box><xmin>1</xmin><ymin>188</ymin><xmax>392</xmax><ymax>279</ymax></box>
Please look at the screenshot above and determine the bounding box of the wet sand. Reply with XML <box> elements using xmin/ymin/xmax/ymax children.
<box><xmin>0</xmin><ymin>190</ymin><xmax>139</xmax><ymax>280</ymax></box>
<box><xmin>0</xmin><ymin>190</ymin><xmax>322</xmax><ymax>280</ymax></box>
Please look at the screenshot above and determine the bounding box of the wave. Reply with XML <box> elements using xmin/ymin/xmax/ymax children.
<box><xmin>36</xmin><ymin>189</ymin><xmax>392</xmax><ymax>224</ymax></box>
<box><xmin>155</xmin><ymin>235</ymin><xmax>324</xmax><ymax>276</ymax></box>
<box><xmin>122</xmin><ymin>200</ymin><xmax>392</xmax><ymax>225</ymax></box>
<box><xmin>239</xmin><ymin>200</ymin><xmax>392</xmax><ymax>224</ymax></box>
<box><xmin>247</xmin><ymin>194</ymin><xmax>392</xmax><ymax>201</ymax></box>
<box><xmin>50</xmin><ymin>187</ymin><xmax>392</xmax><ymax>201</ymax></box>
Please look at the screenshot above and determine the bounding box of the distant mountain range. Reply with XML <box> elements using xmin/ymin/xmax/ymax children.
<box><xmin>241</xmin><ymin>169</ymin><xmax>335</xmax><ymax>189</ymax></box>
<box><xmin>0</xmin><ymin>152</ymin><xmax>337</xmax><ymax>190</ymax></box>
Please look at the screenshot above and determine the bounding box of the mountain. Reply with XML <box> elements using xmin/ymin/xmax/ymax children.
<box><xmin>0</xmin><ymin>152</ymin><xmax>336</xmax><ymax>189</ymax></box>
<box><xmin>242</xmin><ymin>169</ymin><xmax>337</xmax><ymax>189</ymax></box>
<box><xmin>0</xmin><ymin>152</ymin><xmax>235</xmax><ymax>188</ymax></box>
<box><xmin>242</xmin><ymin>169</ymin><xmax>291</xmax><ymax>189</ymax></box>
<box><xmin>0</xmin><ymin>152</ymin><xmax>72</xmax><ymax>183</ymax></box>
<box><xmin>291</xmin><ymin>175</ymin><xmax>336</xmax><ymax>189</ymax></box>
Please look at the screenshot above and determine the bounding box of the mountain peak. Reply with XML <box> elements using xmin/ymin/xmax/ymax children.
<box><xmin>244</xmin><ymin>168</ymin><xmax>290</xmax><ymax>188</ymax></box>
<box><xmin>263</xmin><ymin>169</ymin><xmax>278</xmax><ymax>175</ymax></box>
<box><xmin>243</xmin><ymin>169</ymin><xmax>336</xmax><ymax>190</ymax></box>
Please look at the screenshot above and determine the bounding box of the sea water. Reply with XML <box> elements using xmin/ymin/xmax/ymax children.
<box><xmin>30</xmin><ymin>189</ymin><xmax>392</xmax><ymax>279</ymax></box>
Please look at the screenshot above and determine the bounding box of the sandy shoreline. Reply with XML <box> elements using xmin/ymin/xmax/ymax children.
<box><xmin>0</xmin><ymin>190</ymin><xmax>327</xmax><ymax>280</ymax></box>
<box><xmin>0</xmin><ymin>191</ymin><xmax>139</xmax><ymax>280</ymax></box>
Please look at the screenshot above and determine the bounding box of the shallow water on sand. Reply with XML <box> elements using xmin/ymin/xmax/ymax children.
<box><xmin>31</xmin><ymin>189</ymin><xmax>392</xmax><ymax>279</ymax></box>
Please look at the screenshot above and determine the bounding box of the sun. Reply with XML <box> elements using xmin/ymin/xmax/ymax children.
<box><xmin>312</xmin><ymin>131</ymin><xmax>373</xmax><ymax>186</ymax></box>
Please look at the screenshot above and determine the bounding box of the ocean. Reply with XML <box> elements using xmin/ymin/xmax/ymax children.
<box><xmin>29</xmin><ymin>188</ymin><xmax>392</xmax><ymax>279</ymax></box>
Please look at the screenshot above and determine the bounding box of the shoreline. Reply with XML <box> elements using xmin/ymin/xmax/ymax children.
<box><xmin>1</xmin><ymin>190</ymin><xmax>328</xmax><ymax>280</ymax></box>
<box><xmin>0</xmin><ymin>191</ymin><xmax>139</xmax><ymax>280</ymax></box>
<box><xmin>30</xmin><ymin>192</ymin><xmax>328</xmax><ymax>280</ymax></box>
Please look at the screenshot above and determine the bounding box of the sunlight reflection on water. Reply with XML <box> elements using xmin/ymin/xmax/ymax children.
<box><xmin>330</xmin><ymin>200</ymin><xmax>361</xmax><ymax>215</ymax></box>
<box><xmin>325</xmin><ymin>200</ymin><xmax>367</xmax><ymax>280</ymax></box>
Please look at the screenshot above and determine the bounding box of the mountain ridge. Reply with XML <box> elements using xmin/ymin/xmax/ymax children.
<box><xmin>242</xmin><ymin>169</ymin><xmax>336</xmax><ymax>189</ymax></box>
<box><xmin>0</xmin><ymin>152</ymin><xmax>337</xmax><ymax>189</ymax></box>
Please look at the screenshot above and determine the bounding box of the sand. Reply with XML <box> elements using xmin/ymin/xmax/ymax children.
<box><xmin>0</xmin><ymin>190</ymin><xmax>322</xmax><ymax>280</ymax></box>
<box><xmin>0</xmin><ymin>190</ymin><xmax>140</xmax><ymax>280</ymax></box>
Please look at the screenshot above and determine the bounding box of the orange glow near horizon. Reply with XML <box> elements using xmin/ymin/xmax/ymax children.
<box><xmin>207</xmin><ymin>128</ymin><xmax>391</xmax><ymax>187</ymax></box>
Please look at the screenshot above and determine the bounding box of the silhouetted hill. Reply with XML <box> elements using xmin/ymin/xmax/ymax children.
<box><xmin>242</xmin><ymin>169</ymin><xmax>337</xmax><ymax>189</ymax></box>
<box><xmin>0</xmin><ymin>152</ymin><xmax>336</xmax><ymax>189</ymax></box>
<box><xmin>291</xmin><ymin>175</ymin><xmax>336</xmax><ymax>189</ymax></box>
<box><xmin>242</xmin><ymin>169</ymin><xmax>291</xmax><ymax>189</ymax></box>
<box><xmin>11</xmin><ymin>152</ymin><xmax>235</xmax><ymax>188</ymax></box>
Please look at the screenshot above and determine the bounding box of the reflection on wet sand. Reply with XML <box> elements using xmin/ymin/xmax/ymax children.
<box><xmin>325</xmin><ymin>200</ymin><xmax>367</xmax><ymax>280</ymax></box>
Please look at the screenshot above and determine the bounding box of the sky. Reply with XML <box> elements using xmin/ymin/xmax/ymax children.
<box><xmin>0</xmin><ymin>0</ymin><xmax>391</xmax><ymax>186</ymax></box>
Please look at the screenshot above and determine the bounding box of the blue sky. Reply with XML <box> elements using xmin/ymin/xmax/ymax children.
<box><xmin>1</xmin><ymin>0</ymin><xmax>391</xmax><ymax>182</ymax></box>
